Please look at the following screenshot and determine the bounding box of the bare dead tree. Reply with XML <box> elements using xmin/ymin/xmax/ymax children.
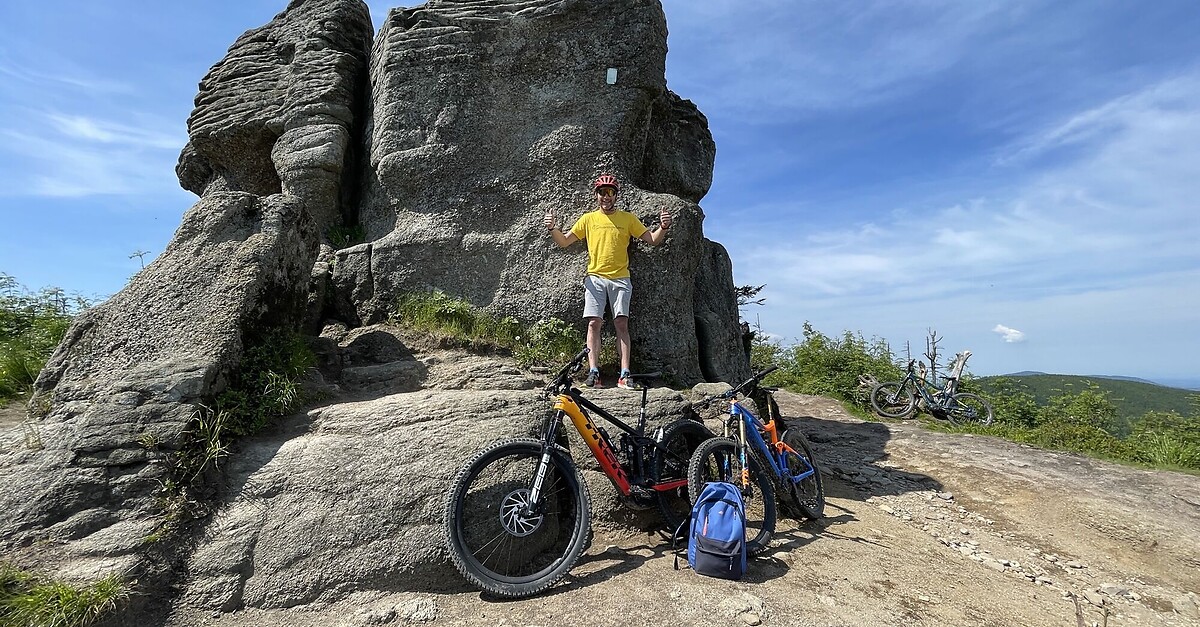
<box><xmin>924</xmin><ymin>328</ymin><xmax>942</xmax><ymax>384</ymax></box>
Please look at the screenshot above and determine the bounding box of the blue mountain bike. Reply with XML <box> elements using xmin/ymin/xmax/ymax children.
<box><xmin>687</xmin><ymin>366</ymin><xmax>825</xmax><ymax>554</ymax></box>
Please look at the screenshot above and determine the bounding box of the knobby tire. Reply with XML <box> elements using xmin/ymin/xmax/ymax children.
<box><xmin>650</xmin><ymin>418</ymin><xmax>713</xmax><ymax>533</ymax></box>
<box><xmin>687</xmin><ymin>437</ymin><xmax>776</xmax><ymax>556</ymax></box>
<box><xmin>780</xmin><ymin>428</ymin><xmax>825</xmax><ymax>520</ymax></box>
<box><xmin>945</xmin><ymin>392</ymin><xmax>995</xmax><ymax>426</ymax></box>
<box><xmin>871</xmin><ymin>382</ymin><xmax>916</xmax><ymax>418</ymax></box>
<box><xmin>444</xmin><ymin>438</ymin><xmax>591</xmax><ymax>598</ymax></box>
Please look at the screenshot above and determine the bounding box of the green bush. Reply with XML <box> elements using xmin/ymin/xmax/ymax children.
<box><xmin>1</xmin><ymin>275</ymin><xmax>87</xmax><ymax>402</ymax></box>
<box><xmin>512</xmin><ymin>317</ymin><xmax>584</xmax><ymax>369</ymax></box>
<box><xmin>394</xmin><ymin>290</ymin><xmax>519</xmax><ymax>345</ymax></box>
<box><xmin>1036</xmin><ymin>384</ymin><xmax>1120</xmax><ymax>433</ymax></box>
<box><xmin>1021</xmin><ymin>419</ymin><xmax>1135</xmax><ymax>459</ymax></box>
<box><xmin>0</xmin><ymin>563</ymin><xmax>126</xmax><ymax>627</ymax></box>
<box><xmin>978</xmin><ymin>377</ymin><xmax>1040</xmax><ymax>427</ymax></box>
<box><xmin>756</xmin><ymin>322</ymin><xmax>902</xmax><ymax>407</ymax></box>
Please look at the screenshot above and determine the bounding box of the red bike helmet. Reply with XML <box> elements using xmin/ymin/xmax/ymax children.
<box><xmin>592</xmin><ymin>174</ymin><xmax>619</xmax><ymax>192</ymax></box>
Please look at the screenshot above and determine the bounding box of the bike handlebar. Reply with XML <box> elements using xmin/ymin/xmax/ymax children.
<box><xmin>699</xmin><ymin>365</ymin><xmax>780</xmax><ymax>406</ymax></box>
<box><xmin>545</xmin><ymin>347</ymin><xmax>590</xmax><ymax>392</ymax></box>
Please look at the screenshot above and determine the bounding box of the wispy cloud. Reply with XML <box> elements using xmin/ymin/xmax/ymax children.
<box><xmin>0</xmin><ymin>59</ymin><xmax>133</xmax><ymax>94</ymax></box>
<box><xmin>721</xmin><ymin>71</ymin><xmax>1200</xmax><ymax>374</ymax></box>
<box><xmin>0</xmin><ymin>111</ymin><xmax>185</xmax><ymax>198</ymax></box>
<box><xmin>664</xmin><ymin>0</ymin><xmax>1019</xmax><ymax>116</ymax></box>
<box><xmin>993</xmin><ymin>324</ymin><xmax>1026</xmax><ymax>343</ymax></box>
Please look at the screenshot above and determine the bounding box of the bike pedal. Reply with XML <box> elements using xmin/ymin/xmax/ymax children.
<box><xmin>624</xmin><ymin>486</ymin><xmax>657</xmax><ymax>510</ymax></box>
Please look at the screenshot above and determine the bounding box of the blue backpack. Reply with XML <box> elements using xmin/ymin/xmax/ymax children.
<box><xmin>680</xmin><ymin>481</ymin><xmax>747</xmax><ymax>580</ymax></box>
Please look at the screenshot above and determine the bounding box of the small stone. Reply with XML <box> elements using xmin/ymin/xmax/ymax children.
<box><xmin>818</xmin><ymin>594</ymin><xmax>837</xmax><ymax>607</ymax></box>
<box><xmin>1171</xmin><ymin>594</ymin><xmax>1200</xmax><ymax>619</ymax></box>
<box><xmin>918</xmin><ymin>595</ymin><xmax>931</xmax><ymax>602</ymax></box>
<box><xmin>1043</xmin><ymin>554</ymin><xmax>1058</xmax><ymax>563</ymax></box>
<box><xmin>1065</xmin><ymin>561</ymin><xmax>1085</xmax><ymax>569</ymax></box>
<box><xmin>938</xmin><ymin>492</ymin><xmax>954</xmax><ymax>500</ymax></box>
<box><xmin>741</xmin><ymin>613</ymin><xmax>763</xmax><ymax>626</ymax></box>
<box><xmin>1098</xmin><ymin>584</ymin><xmax>1130</xmax><ymax>597</ymax></box>
<box><xmin>982</xmin><ymin>558</ymin><xmax>1006</xmax><ymax>572</ymax></box>
<box><xmin>960</xmin><ymin>528</ymin><xmax>971</xmax><ymax>535</ymax></box>
<box><xmin>879</xmin><ymin>504</ymin><xmax>895</xmax><ymax>514</ymax></box>
<box><xmin>1082</xmin><ymin>589</ymin><xmax>1106</xmax><ymax>606</ymax></box>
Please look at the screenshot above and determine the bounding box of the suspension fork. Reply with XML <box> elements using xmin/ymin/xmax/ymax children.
<box><xmin>525</xmin><ymin>409</ymin><xmax>564</xmax><ymax>515</ymax></box>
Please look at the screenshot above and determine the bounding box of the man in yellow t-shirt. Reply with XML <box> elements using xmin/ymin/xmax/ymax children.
<box><xmin>544</xmin><ymin>174</ymin><xmax>671</xmax><ymax>389</ymax></box>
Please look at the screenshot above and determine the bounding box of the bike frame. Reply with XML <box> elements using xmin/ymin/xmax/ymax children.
<box><xmin>726</xmin><ymin>398</ymin><xmax>815</xmax><ymax>490</ymax></box>
<box><xmin>529</xmin><ymin>386</ymin><xmax>689</xmax><ymax>503</ymax></box>
<box><xmin>902</xmin><ymin>365</ymin><xmax>946</xmax><ymax>408</ymax></box>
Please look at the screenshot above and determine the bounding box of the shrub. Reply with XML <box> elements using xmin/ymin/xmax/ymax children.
<box><xmin>215</xmin><ymin>329</ymin><xmax>315</xmax><ymax>437</ymax></box>
<box><xmin>393</xmin><ymin>290</ymin><xmax>585</xmax><ymax>369</ymax></box>
<box><xmin>394</xmin><ymin>290</ymin><xmax>519</xmax><ymax>345</ymax></box>
<box><xmin>1036</xmin><ymin>384</ymin><xmax>1120</xmax><ymax>433</ymax></box>
<box><xmin>513</xmin><ymin>317</ymin><xmax>584</xmax><ymax>369</ymax></box>
<box><xmin>0</xmin><ymin>276</ymin><xmax>88</xmax><ymax>402</ymax></box>
<box><xmin>978</xmin><ymin>377</ymin><xmax>1040</xmax><ymax>427</ymax></box>
<box><xmin>761</xmin><ymin>323</ymin><xmax>902</xmax><ymax>407</ymax></box>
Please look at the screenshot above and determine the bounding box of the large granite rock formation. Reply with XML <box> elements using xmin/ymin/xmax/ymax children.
<box><xmin>0</xmin><ymin>0</ymin><xmax>373</xmax><ymax>585</ymax></box>
<box><xmin>335</xmin><ymin>0</ymin><xmax>745</xmax><ymax>385</ymax></box>
<box><xmin>0</xmin><ymin>0</ymin><xmax>750</xmax><ymax>619</ymax></box>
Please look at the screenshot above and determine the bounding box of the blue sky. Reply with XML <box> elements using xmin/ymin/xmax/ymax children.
<box><xmin>1</xmin><ymin>2</ymin><xmax>1198</xmax><ymax>384</ymax></box>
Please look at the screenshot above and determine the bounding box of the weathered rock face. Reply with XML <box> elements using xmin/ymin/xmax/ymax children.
<box><xmin>1</xmin><ymin>0</ymin><xmax>751</xmax><ymax>619</ymax></box>
<box><xmin>0</xmin><ymin>0</ymin><xmax>373</xmax><ymax>582</ymax></box>
<box><xmin>178</xmin><ymin>0</ymin><xmax>373</xmax><ymax>232</ymax></box>
<box><xmin>333</xmin><ymin>0</ymin><xmax>746</xmax><ymax>385</ymax></box>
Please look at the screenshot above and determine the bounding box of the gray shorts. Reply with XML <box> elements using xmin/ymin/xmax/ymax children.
<box><xmin>583</xmin><ymin>275</ymin><xmax>632</xmax><ymax>319</ymax></box>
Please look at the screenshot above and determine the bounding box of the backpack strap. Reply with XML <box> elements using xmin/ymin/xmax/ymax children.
<box><xmin>671</xmin><ymin>517</ymin><xmax>689</xmax><ymax>570</ymax></box>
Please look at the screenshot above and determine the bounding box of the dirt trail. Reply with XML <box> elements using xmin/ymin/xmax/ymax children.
<box><xmin>168</xmin><ymin>391</ymin><xmax>1199</xmax><ymax>626</ymax></box>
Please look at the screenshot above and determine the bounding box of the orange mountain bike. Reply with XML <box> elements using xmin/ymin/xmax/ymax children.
<box><xmin>443</xmin><ymin>348</ymin><xmax>712</xmax><ymax>598</ymax></box>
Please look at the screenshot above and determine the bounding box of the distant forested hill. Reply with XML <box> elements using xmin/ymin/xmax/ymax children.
<box><xmin>976</xmin><ymin>374</ymin><xmax>1198</xmax><ymax>422</ymax></box>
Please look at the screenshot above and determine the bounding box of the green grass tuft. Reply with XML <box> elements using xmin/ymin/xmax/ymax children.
<box><xmin>0</xmin><ymin>563</ymin><xmax>127</xmax><ymax>627</ymax></box>
<box><xmin>393</xmin><ymin>290</ymin><xmax>583</xmax><ymax>369</ymax></box>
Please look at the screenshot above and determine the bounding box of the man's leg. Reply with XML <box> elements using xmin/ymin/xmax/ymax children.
<box><xmin>582</xmin><ymin>276</ymin><xmax>608</xmax><ymax>385</ymax></box>
<box><xmin>610</xmin><ymin>278</ymin><xmax>633</xmax><ymax>378</ymax></box>
<box><xmin>586</xmin><ymin>316</ymin><xmax>604</xmax><ymax>371</ymax></box>
<box><xmin>614</xmin><ymin>315</ymin><xmax>631</xmax><ymax>373</ymax></box>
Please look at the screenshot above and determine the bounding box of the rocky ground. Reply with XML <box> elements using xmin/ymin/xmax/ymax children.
<box><xmin>159</xmin><ymin>391</ymin><xmax>1200</xmax><ymax>627</ymax></box>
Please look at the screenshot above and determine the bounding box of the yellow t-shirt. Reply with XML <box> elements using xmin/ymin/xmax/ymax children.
<box><xmin>569</xmin><ymin>210</ymin><xmax>648</xmax><ymax>279</ymax></box>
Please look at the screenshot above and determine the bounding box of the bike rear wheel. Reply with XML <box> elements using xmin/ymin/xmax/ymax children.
<box><xmin>444</xmin><ymin>438</ymin><xmax>590</xmax><ymax>598</ymax></box>
<box><xmin>650</xmin><ymin>418</ymin><xmax>713</xmax><ymax>533</ymax></box>
<box><xmin>945</xmin><ymin>393</ymin><xmax>994</xmax><ymax>426</ymax></box>
<box><xmin>870</xmin><ymin>382</ymin><xmax>916</xmax><ymax>418</ymax></box>
<box><xmin>687</xmin><ymin>437</ymin><xmax>776</xmax><ymax>555</ymax></box>
<box><xmin>781</xmin><ymin>428</ymin><xmax>825</xmax><ymax>520</ymax></box>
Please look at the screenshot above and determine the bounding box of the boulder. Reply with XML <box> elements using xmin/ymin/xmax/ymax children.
<box><xmin>0</xmin><ymin>0</ymin><xmax>751</xmax><ymax>620</ymax></box>
<box><xmin>335</xmin><ymin>0</ymin><xmax>744</xmax><ymax>384</ymax></box>
<box><xmin>0</xmin><ymin>0</ymin><xmax>373</xmax><ymax>584</ymax></box>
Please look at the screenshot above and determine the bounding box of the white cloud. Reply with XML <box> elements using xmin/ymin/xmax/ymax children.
<box><xmin>992</xmin><ymin>324</ymin><xmax>1025</xmax><ymax>343</ymax></box>
<box><xmin>0</xmin><ymin>110</ymin><xmax>186</xmax><ymax>198</ymax></box>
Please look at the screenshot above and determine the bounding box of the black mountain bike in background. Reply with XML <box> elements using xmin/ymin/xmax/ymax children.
<box><xmin>870</xmin><ymin>359</ymin><xmax>994</xmax><ymax>425</ymax></box>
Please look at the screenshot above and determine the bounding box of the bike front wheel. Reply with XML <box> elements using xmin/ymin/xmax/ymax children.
<box><xmin>444</xmin><ymin>438</ymin><xmax>591</xmax><ymax>598</ymax></box>
<box><xmin>870</xmin><ymin>382</ymin><xmax>916</xmax><ymax>418</ymax></box>
<box><xmin>650</xmin><ymin>418</ymin><xmax>713</xmax><ymax>533</ymax></box>
<box><xmin>944</xmin><ymin>393</ymin><xmax>994</xmax><ymax>426</ymax></box>
<box><xmin>687</xmin><ymin>437</ymin><xmax>776</xmax><ymax>555</ymax></box>
<box><xmin>781</xmin><ymin>428</ymin><xmax>825</xmax><ymax>520</ymax></box>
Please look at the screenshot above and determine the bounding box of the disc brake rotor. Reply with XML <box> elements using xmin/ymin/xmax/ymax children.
<box><xmin>499</xmin><ymin>488</ymin><xmax>544</xmax><ymax>537</ymax></box>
